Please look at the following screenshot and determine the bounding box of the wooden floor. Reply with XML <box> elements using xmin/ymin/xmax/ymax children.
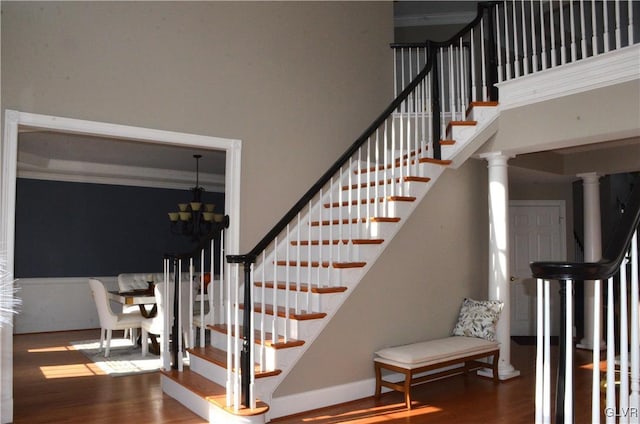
<box><xmin>14</xmin><ymin>330</ymin><xmax>594</xmax><ymax>423</ymax></box>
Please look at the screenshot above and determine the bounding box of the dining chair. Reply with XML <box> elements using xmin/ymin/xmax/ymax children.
<box><xmin>192</xmin><ymin>283</ymin><xmax>215</xmax><ymax>347</ymax></box>
<box><xmin>141</xmin><ymin>281</ymin><xmax>192</xmax><ymax>356</ymax></box>
<box><xmin>88</xmin><ymin>278</ymin><xmax>144</xmax><ymax>357</ymax></box>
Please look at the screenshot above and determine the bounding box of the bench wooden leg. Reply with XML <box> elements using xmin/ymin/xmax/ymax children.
<box><xmin>492</xmin><ymin>352</ymin><xmax>500</xmax><ymax>383</ymax></box>
<box><xmin>403</xmin><ymin>369</ymin><xmax>412</xmax><ymax>410</ymax></box>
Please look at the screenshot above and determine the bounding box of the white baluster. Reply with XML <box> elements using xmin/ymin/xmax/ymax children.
<box><xmin>259</xmin><ymin>251</ymin><xmax>266</xmax><ymax>372</ymax></box>
<box><xmin>271</xmin><ymin>239</ymin><xmax>278</xmax><ymax>344</ymax></box>
<box><xmin>439</xmin><ymin>48</ymin><xmax>446</xmax><ymax>137</ymax></box>
<box><xmin>564</xmin><ymin>280</ymin><xmax>574</xmax><ymax>420</ymax></box>
<box><xmin>579</xmin><ymin>0</ymin><xmax>587</xmax><ymax>59</ymax></box>
<box><xmin>606</xmin><ymin>276</ymin><xmax>616</xmax><ymax>423</ymax></box>
<box><xmin>219</xmin><ymin>231</ymin><xmax>225</xmax><ymax>324</ymax></box>
<box><xmin>604</xmin><ymin>1</ymin><xmax>611</xmax><ymax>52</ymax></box>
<box><xmin>296</xmin><ymin>216</ymin><xmax>301</xmax><ymax>313</ymax></box>
<box><xmin>496</xmin><ymin>7</ymin><xmax>504</xmax><ymax>82</ymax></box>
<box><xmin>550</xmin><ymin>0</ymin><xmax>557</xmax><ymax>67</ymax></box>
<box><xmin>306</xmin><ymin>201</ymin><xmax>312</xmax><ymax>310</ymax></box>
<box><xmin>471</xmin><ymin>27</ymin><xmax>477</xmax><ymax>101</ymax></box>
<box><xmin>630</xmin><ymin>231</ymin><xmax>640</xmax><ymax>416</ymax></box>
<box><xmin>615</xmin><ymin>0</ymin><xmax>622</xmax><ymax>49</ymax></box>
<box><xmin>480</xmin><ymin>18</ymin><xmax>488</xmax><ymax>100</ymax></box>
<box><xmin>284</xmin><ymin>225</ymin><xmax>290</xmax><ymax>343</ymax></box>
<box><xmin>570</xmin><ymin>0</ymin><xmax>577</xmax><ymax>61</ymax></box>
<box><xmin>504</xmin><ymin>1</ymin><xmax>512</xmax><ymax>79</ymax></box>
<box><xmin>629</xmin><ymin>0</ymin><xmax>635</xmax><ymax>47</ymax></box>
<box><xmin>541</xmin><ymin>0</ymin><xmax>548</xmax><ymax>69</ymax></box>
<box><xmin>531</xmin><ymin>0</ymin><xmax>539</xmax><ymax>72</ymax></box>
<box><xmin>393</xmin><ymin>48</ymin><xmax>398</xmax><ymax>97</ymax></box>
<box><xmin>535</xmin><ymin>278</ymin><xmax>544</xmax><ymax>423</ymax></box>
<box><xmin>592</xmin><ymin>278</ymin><xmax>602</xmax><ymax>424</ymax></box>
<box><xmin>621</xmin><ymin>258</ymin><xmax>630</xmax><ymax>424</ymax></box>
<box><xmin>249</xmin><ymin>263</ymin><xmax>256</xmax><ymax>409</ymax></box>
<box><xmin>521</xmin><ymin>0</ymin><xmax>529</xmax><ymax>75</ymax></box>
<box><xmin>559</xmin><ymin>0</ymin><xmax>566</xmax><ymax>65</ymax></box>
<box><xmin>591</xmin><ymin>0</ymin><xmax>598</xmax><ymax>56</ymax></box>
<box><xmin>513</xmin><ymin>0</ymin><xmax>521</xmax><ymax>77</ymax></box>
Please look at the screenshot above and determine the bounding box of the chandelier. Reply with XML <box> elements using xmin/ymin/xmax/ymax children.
<box><xmin>168</xmin><ymin>154</ymin><xmax>224</xmax><ymax>238</ymax></box>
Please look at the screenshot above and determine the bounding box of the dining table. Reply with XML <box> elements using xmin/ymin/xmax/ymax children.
<box><xmin>108</xmin><ymin>289</ymin><xmax>160</xmax><ymax>354</ymax></box>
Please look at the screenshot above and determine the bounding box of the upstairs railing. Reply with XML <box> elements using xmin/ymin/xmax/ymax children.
<box><xmin>531</xmin><ymin>176</ymin><xmax>640</xmax><ymax>424</ymax></box>
<box><xmin>394</xmin><ymin>0</ymin><xmax>637</xmax><ymax>94</ymax></box>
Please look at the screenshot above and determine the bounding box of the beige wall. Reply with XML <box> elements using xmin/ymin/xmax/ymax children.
<box><xmin>1</xmin><ymin>1</ymin><xmax>394</xmax><ymax>252</ymax></box>
<box><xmin>276</xmin><ymin>158</ymin><xmax>489</xmax><ymax>396</ymax></box>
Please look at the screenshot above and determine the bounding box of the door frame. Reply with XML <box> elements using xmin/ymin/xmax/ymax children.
<box><xmin>0</xmin><ymin>109</ymin><xmax>242</xmax><ymax>422</ymax></box>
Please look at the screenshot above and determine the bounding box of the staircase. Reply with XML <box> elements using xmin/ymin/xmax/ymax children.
<box><xmin>160</xmin><ymin>100</ymin><xmax>500</xmax><ymax>422</ymax></box>
<box><xmin>157</xmin><ymin>1</ymin><xmax>639</xmax><ymax>422</ymax></box>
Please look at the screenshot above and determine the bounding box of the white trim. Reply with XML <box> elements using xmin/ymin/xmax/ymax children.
<box><xmin>0</xmin><ymin>110</ymin><xmax>242</xmax><ymax>422</ymax></box>
<box><xmin>17</xmin><ymin>157</ymin><xmax>226</xmax><ymax>192</ymax></box>
<box><xmin>394</xmin><ymin>11</ymin><xmax>477</xmax><ymax>28</ymax></box>
<box><xmin>270</xmin><ymin>378</ymin><xmax>376</xmax><ymax>419</ymax></box>
<box><xmin>497</xmin><ymin>44</ymin><xmax>640</xmax><ymax>110</ymax></box>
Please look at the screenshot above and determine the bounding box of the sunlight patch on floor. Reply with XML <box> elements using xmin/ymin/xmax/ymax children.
<box><xmin>39</xmin><ymin>363</ymin><xmax>106</xmax><ymax>379</ymax></box>
<box><xmin>28</xmin><ymin>345</ymin><xmax>76</xmax><ymax>353</ymax></box>
<box><xmin>301</xmin><ymin>403</ymin><xmax>442</xmax><ymax>422</ymax></box>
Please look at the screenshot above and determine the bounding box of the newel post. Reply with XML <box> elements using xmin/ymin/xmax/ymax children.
<box><xmin>240</xmin><ymin>258</ymin><xmax>253</xmax><ymax>408</ymax></box>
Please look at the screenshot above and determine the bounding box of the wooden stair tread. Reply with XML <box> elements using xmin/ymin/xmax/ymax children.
<box><xmin>440</xmin><ymin>139</ymin><xmax>456</xmax><ymax>146</ymax></box>
<box><xmin>291</xmin><ymin>238</ymin><xmax>384</xmax><ymax>246</ymax></box>
<box><xmin>250</xmin><ymin>303</ymin><xmax>327</xmax><ymax>321</ymax></box>
<box><xmin>418</xmin><ymin>157</ymin><xmax>452</xmax><ymax>166</ymax></box>
<box><xmin>355</xmin><ymin>158</ymin><xmax>427</xmax><ymax>174</ymax></box>
<box><xmin>162</xmin><ymin>368</ymin><xmax>270</xmax><ymax>416</ymax></box>
<box><xmin>466</xmin><ymin>101</ymin><xmax>499</xmax><ymax>116</ymax></box>
<box><xmin>209</xmin><ymin>324</ymin><xmax>305</xmax><ymax>349</ymax></box>
<box><xmin>342</xmin><ymin>175</ymin><xmax>430</xmax><ymax>190</ymax></box>
<box><xmin>323</xmin><ymin>196</ymin><xmax>416</xmax><ymax>208</ymax></box>
<box><xmin>310</xmin><ymin>217</ymin><xmax>400</xmax><ymax>226</ymax></box>
<box><xmin>275</xmin><ymin>260</ymin><xmax>366</xmax><ymax>269</ymax></box>
<box><xmin>255</xmin><ymin>281</ymin><xmax>348</xmax><ymax>294</ymax></box>
<box><xmin>187</xmin><ymin>345</ymin><xmax>282</xmax><ymax>378</ymax></box>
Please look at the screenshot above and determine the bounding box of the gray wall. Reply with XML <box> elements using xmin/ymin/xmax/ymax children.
<box><xmin>3</xmin><ymin>1</ymin><xmax>491</xmax><ymax>399</ymax></box>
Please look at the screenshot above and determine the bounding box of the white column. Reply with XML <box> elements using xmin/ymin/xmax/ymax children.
<box><xmin>577</xmin><ymin>172</ymin><xmax>604</xmax><ymax>350</ymax></box>
<box><xmin>482</xmin><ymin>152</ymin><xmax>520</xmax><ymax>380</ymax></box>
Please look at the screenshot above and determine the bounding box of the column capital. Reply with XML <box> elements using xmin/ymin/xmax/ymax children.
<box><xmin>577</xmin><ymin>172</ymin><xmax>601</xmax><ymax>183</ymax></box>
<box><xmin>479</xmin><ymin>151</ymin><xmax>513</xmax><ymax>166</ymax></box>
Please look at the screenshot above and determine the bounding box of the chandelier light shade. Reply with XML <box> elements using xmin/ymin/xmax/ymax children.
<box><xmin>169</xmin><ymin>154</ymin><xmax>226</xmax><ymax>239</ymax></box>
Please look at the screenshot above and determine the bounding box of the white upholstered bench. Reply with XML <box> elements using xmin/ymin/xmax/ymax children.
<box><xmin>374</xmin><ymin>336</ymin><xmax>500</xmax><ymax>409</ymax></box>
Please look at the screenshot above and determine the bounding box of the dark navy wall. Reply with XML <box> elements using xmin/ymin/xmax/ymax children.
<box><xmin>15</xmin><ymin>178</ymin><xmax>225</xmax><ymax>278</ymax></box>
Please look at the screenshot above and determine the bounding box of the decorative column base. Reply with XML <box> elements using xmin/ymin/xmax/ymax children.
<box><xmin>478</xmin><ymin>365</ymin><xmax>521</xmax><ymax>381</ymax></box>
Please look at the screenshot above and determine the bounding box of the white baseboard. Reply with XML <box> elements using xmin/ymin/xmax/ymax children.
<box><xmin>270</xmin><ymin>377</ymin><xmax>377</xmax><ymax>420</ymax></box>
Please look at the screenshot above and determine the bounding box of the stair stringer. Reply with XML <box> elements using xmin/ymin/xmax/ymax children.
<box><xmin>247</xmin><ymin>106</ymin><xmax>501</xmax><ymax>420</ymax></box>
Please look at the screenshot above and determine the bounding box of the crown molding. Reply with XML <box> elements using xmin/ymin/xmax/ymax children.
<box><xmin>394</xmin><ymin>11</ymin><xmax>476</xmax><ymax>28</ymax></box>
<box><xmin>17</xmin><ymin>154</ymin><xmax>225</xmax><ymax>192</ymax></box>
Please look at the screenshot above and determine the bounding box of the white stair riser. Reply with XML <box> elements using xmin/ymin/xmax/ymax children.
<box><xmin>339</xmin><ymin>180</ymin><xmax>429</xmax><ymax>200</ymax></box>
<box><xmin>253</xmin><ymin>289</ymin><xmax>345</xmax><ymax>316</ymax></box>
<box><xmin>466</xmin><ymin>106</ymin><xmax>498</xmax><ymax>122</ymax></box>
<box><xmin>307</xmin><ymin>221</ymin><xmax>398</xmax><ymax>240</ymax></box>
<box><xmin>162</xmin><ymin>375</ymin><xmax>210</xmax><ymax>420</ymax></box>
<box><xmin>447</xmin><ymin>124</ymin><xmax>477</xmax><ymax>141</ymax></box>
<box><xmin>320</xmin><ymin>200</ymin><xmax>414</xmax><ymax>220</ymax></box>
<box><xmin>275</xmin><ymin>242</ymin><xmax>381</xmax><ymax>263</ymax></box>
<box><xmin>254</xmin><ymin>263</ymin><xmax>364</xmax><ymax>286</ymax></box>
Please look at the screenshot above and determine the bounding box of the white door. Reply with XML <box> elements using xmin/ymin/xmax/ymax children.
<box><xmin>509</xmin><ymin>201</ymin><xmax>566</xmax><ymax>336</ymax></box>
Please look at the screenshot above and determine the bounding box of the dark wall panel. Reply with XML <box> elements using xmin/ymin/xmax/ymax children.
<box><xmin>15</xmin><ymin>178</ymin><xmax>224</xmax><ymax>278</ymax></box>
